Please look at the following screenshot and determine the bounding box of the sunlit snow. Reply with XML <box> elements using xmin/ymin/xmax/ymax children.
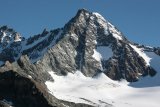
<box><xmin>92</xmin><ymin>49</ymin><xmax>102</xmax><ymax>62</ymax></box>
<box><xmin>108</xmin><ymin>22</ymin><xmax>123</xmax><ymax>40</ymax></box>
<box><xmin>112</xmin><ymin>33</ymin><xmax>123</xmax><ymax>40</ymax></box>
<box><xmin>45</xmin><ymin>71</ymin><xmax>160</xmax><ymax>107</ymax></box>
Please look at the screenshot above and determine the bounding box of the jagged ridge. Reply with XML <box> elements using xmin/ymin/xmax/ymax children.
<box><xmin>0</xmin><ymin>9</ymin><xmax>159</xmax><ymax>82</ymax></box>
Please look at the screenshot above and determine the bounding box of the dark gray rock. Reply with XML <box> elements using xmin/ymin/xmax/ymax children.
<box><xmin>0</xmin><ymin>56</ymin><xmax>95</xmax><ymax>107</ymax></box>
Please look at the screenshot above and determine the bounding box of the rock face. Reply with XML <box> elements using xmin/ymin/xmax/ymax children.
<box><xmin>0</xmin><ymin>70</ymin><xmax>53</xmax><ymax>107</ymax></box>
<box><xmin>0</xmin><ymin>9</ymin><xmax>159</xmax><ymax>107</ymax></box>
<box><xmin>33</xmin><ymin>9</ymin><xmax>157</xmax><ymax>82</ymax></box>
<box><xmin>0</xmin><ymin>59</ymin><xmax>54</xmax><ymax>107</ymax></box>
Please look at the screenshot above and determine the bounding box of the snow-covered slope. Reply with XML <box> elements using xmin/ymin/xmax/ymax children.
<box><xmin>46</xmin><ymin>71</ymin><xmax>160</xmax><ymax>107</ymax></box>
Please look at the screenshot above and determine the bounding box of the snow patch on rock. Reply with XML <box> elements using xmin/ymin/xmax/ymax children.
<box><xmin>129</xmin><ymin>44</ymin><xmax>151</xmax><ymax>66</ymax></box>
<box><xmin>92</xmin><ymin>49</ymin><xmax>102</xmax><ymax>62</ymax></box>
<box><xmin>108</xmin><ymin>22</ymin><xmax>123</xmax><ymax>40</ymax></box>
<box><xmin>92</xmin><ymin>46</ymin><xmax>113</xmax><ymax>61</ymax></box>
<box><xmin>112</xmin><ymin>33</ymin><xmax>122</xmax><ymax>40</ymax></box>
<box><xmin>92</xmin><ymin>12</ymin><xmax>106</xmax><ymax>22</ymax></box>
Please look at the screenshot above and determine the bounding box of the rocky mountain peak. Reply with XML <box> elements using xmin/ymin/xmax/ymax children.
<box><xmin>51</xmin><ymin>9</ymin><xmax>157</xmax><ymax>81</ymax></box>
<box><xmin>77</xmin><ymin>8</ymin><xmax>90</xmax><ymax>15</ymax></box>
<box><xmin>64</xmin><ymin>9</ymin><xmax>125</xmax><ymax>46</ymax></box>
<box><xmin>0</xmin><ymin>9</ymin><xmax>159</xmax><ymax>82</ymax></box>
<box><xmin>0</xmin><ymin>9</ymin><xmax>160</xmax><ymax>107</ymax></box>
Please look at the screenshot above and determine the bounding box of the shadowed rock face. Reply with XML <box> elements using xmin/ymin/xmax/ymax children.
<box><xmin>0</xmin><ymin>70</ymin><xmax>53</xmax><ymax>107</ymax></box>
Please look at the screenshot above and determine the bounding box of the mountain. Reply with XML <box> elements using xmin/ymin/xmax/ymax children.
<box><xmin>0</xmin><ymin>9</ymin><xmax>160</xmax><ymax>107</ymax></box>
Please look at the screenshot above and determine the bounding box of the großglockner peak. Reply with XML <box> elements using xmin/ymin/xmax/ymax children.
<box><xmin>0</xmin><ymin>9</ymin><xmax>159</xmax><ymax>82</ymax></box>
<box><xmin>0</xmin><ymin>9</ymin><xmax>160</xmax><ymax>107</ymax></box>
<box><xmin>32</xmin><ymin>8</ymin><xmax>158</xmax><ymax>82</ymax></box>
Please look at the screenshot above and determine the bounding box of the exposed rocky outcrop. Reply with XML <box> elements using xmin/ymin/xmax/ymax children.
<box><xmin>0</xmin><ymin>70</ymin><xmax>54</xmax><ymax>107</ymax></box>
